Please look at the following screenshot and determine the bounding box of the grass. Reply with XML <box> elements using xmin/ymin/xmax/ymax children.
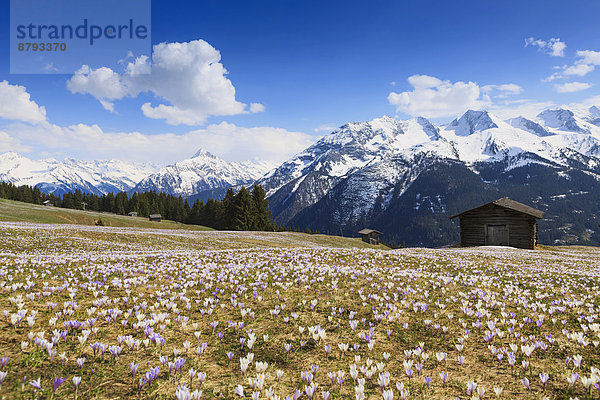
<box><xmin>0</xmin><ymin>198</ymin><xmax>387</xmax><ymax>250</ymax></box>
<box><xmin>0</xmin><ymin>198</ymin><xmax>213</xmax><ymax>230</ymax></box>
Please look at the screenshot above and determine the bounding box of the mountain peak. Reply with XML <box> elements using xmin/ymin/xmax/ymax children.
<box><xmin>415</xmin><ymin>116</ymin><xmax>440</xmax><ymax>139</ymax></box>
<box><xmin>507</xmin><ymin>116</ymin><xmax>553</xmax><ymax>137</ymax></box>
<box><xmin>588</xmin><ymin>105</ymin><xmax>600</xmax><ymax>119</ymax></box>
<box><xmin>0</xmin><ymin>151</ymin><xmax>24</xmax><ymax>160</ymax></box>
<box><xmin>447</xmin><ymin>110</ymin><xmax>498</xmax><ymax>136</ymax></box>
<box><xmin>367</xmin><ymin>115</ymin><xmax>402</xmax><ymax>132</ymax></box>
<box><xmin>133</xmin><ymin>151</ymin><xmax>271</xmax><ymax>197</ymax></box>
<box><xmin>536</xmin><ymin>108</ymin><xmax>586</xmax><ymax>133</ymax></box>
<box><xmin>192</xmin><ymin>148</ymin><xmax>217</xmax><ymax>159</ymax></box>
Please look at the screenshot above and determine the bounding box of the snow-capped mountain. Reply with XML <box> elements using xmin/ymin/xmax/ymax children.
<box><xmin>0</xmin><ymin>149</ymin><xmax>276</xmax><ymax>199</ymax></box>
<box><xmin>132</xmin><ymin>149</ymin><xmax>276</xmax><ymax>198</ymax></box>
<box><xmin>0</xmin><ymin>152</ymin><xmax>158</xmax><ymax>195</ymax></box>
<box><xmin>260</xmin><ymin>106</ymin><xmax>600</xmax><ymax>246</ymax></box>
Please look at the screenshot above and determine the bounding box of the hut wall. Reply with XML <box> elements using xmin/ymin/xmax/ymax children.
<box><xmin>458</xmin><ymin>205</ymin><xmax>537</xmax><ymax>249</ymax></box>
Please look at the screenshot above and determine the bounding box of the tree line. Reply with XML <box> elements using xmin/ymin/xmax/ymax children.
<box><xmin>0</xmin><ymin>181</ymin><xmax>276</xmax><ymax>231</ymax></box>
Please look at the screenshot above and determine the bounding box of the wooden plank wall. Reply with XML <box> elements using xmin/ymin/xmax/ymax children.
<box><xmin>458</xmin><ymin>205</ymin><xmax>537</xmax><ymax>249</ymax></box>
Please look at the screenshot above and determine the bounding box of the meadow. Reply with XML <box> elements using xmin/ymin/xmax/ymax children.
<box><xmin>0</xmin><ymin>221</ymin><xmax>599</xmax><ymax>399</ymax></box>
<box><xmin>0</xmin><ymin>199</ymin><xmax>213</xmax><ymax>231</ymax></box>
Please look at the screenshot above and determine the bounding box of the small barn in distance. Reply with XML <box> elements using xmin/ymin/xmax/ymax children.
<box><xmin>450</xmin><ymin>197</ymin><xmax>544</xmax><ymax>249</ymax></box>
<box><xmin>149</xmin><ymin>214</ymin><xmax>162</xmax><ymax>222</ymax></box>
<box><xmin>128</xmin><ymin>211</ymin><xmax>138</xmax><ymax>217</ymax></box>
<box><xmin>42</xmin><ymin>200</ymin><xmax>53</xmax><ymax>207</ymax></box>
<box><xmin>358</xmin><ymin>228</ymin><xmax>382</xmax><ymax>245</ymax></box>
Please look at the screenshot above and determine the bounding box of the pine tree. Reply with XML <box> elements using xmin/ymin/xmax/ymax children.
<box><xmin>232</xmin><ymin>187</ymin><xmax>252</xmax><ymax>230</ymax></box>
<box><xmin>32</xmin><ymin>186</ymin><xmax>42</xmax><ymax>204</ymax></box>
<box><xmin>220</xmin><ymin>188</ymin><xmax>236</xmax><ymax>229</ymax></box>
<box><xmin>251</xmin><ymin>184</ymin><xmax>272</xmax><ymax>230</ymax></box>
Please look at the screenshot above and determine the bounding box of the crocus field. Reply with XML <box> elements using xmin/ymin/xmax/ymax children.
<box><xmin>0</xmin><ymin>222</ymin><xmax>599</xmax><ymax>399</ymax></box>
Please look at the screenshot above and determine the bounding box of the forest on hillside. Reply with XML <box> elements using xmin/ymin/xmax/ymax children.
<box><xmin>0</xmin><ymin>182</ymin><xmax>275</xmax><ymax>231</ymax></box>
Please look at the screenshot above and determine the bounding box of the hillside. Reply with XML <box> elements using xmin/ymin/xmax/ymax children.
<box><xmin>0</xmin><ymin>198</ymin><xmax>213</xmax><ymax>231</ymax></box>
<box><xmin>0</xmin><ymin>198</ymin><xmax>385</xmax><ymax>249</ymax></box>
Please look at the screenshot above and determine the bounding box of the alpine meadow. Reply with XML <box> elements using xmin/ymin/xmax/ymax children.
<box><xmin>1</xmin><ymin>1</ymin><xmax>600</xmax><ymax>399</ymax></box>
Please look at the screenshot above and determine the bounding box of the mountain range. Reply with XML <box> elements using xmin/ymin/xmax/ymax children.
<box><xmin>2</xmin><ymin>105</ymin><xmax>600</xmax><ymax>246</ymax></box>
<box><xmin>257</xmin><ymin>106</ymin><xmax>600</xmax><ymax>246</ymax></box>
<box><xmin>131</xmin><ymin>149</ymin><xmax>276</xmax><ymax>201</ymax></box>
<box><xmin>0</xmin><ymin>152</ymin><xmax>158</xmax><ymax>196</ymax></box>
<box><xmin>0</xmin><ymin>150</ymin><xmax>274</xmax><ymax>199</ymax></box>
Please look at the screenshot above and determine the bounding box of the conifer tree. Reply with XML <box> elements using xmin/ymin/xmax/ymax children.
<box><xmin>232</xmin><ymin>187</ymin><xmax>252</xmax><ymax>230</ymax></box>
<box><xmin>221</xmin><ymin>188</ymin><xmax>236</xmax><ymax>229</ymax></box>
<box><xmin>251</xmin><ymin>184</ymin><xmax>272</xmax><ymax>230</ymax></box>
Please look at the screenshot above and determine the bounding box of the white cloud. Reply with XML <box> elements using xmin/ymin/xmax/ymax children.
<box><xmin>572</xmin><ymin>94</ymin><xmax>600</xmax><ymax>110</ymax></box>
<box><xmin>489</xmin><ymin>100</ymin><xmax>557</xmax><ymax>120</ymax></box>
<box><xmin>67</xmin><ymin>66</ymin><xmax>130</xmax><ymax>112</ymax></box>
<box><xmin>563</xmin><ymin>63</ymin><xmax>595</xmax><ymax>77</ymax></box>
<box><xmin>482</xmin><ymin>83</ymin><xmax>524</xmax><ymax>97</ymax></box>
<box><xmin>67</xmin><ymin>40</ymin><xmax>262</xmax><ymax>125</ymax></box>
<box><xmin>314</xmin><ymin>124</ymin><xmax>337</xmax><ymax>133</ymax></box>
<box><xmin>2</xmin><ymin>121</ymin><xmax>313</xmax><ymax>165</ymax></box>
<box><xmin>0</xmin><ymin>130</ymin><xmax>31</xmax><ymax>153</ymax></box>
<box><xmin>575</xmin><ymin>50</ymin><xmax>600</xmax><ymax>65</ymax></box>
<box><xmin>0</xmin><ymin>81</ymin><xmax>47</xmax><ymax>124</ymax></box>
<box><xmin>388</xmin><ymin>75</ymin><xmax>493</xmax><ymax>118</ymax></box>
<box><xmin>543</xmin><ymin>49</ymin><xmax>599</xmax><ymax>82</ymax></box>
<box><xmin>525</xmin><ymin>37</ymin><xmax>566</xmax><ymax>57</ymax></box>
<box><xmin>249</xmin><ymin>103</ymin><xmax>266</xmax><ymax>113</ymax></box>
<box><xmin>554</xmin><ymin>82</ymin><xmax>592</xmax><ymax>93</ymax></box>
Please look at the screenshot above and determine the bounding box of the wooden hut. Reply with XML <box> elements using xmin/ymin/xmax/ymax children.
<box><xmin>148</xmin><ymin>214</ymin><xmax>162</xmax><ymax>222</ymax></box>
<box><xmin>358</xmin><ymin>228</ymin><xmax>382</xmax><ymax>245</ymax></box>
<box><xmin>128</xmin><ymin>211</ymin><xmax>138</xmax><ymax>217</ymax></box>
<box><xmin>449</xmin><ymin>197</ymin><xmax>544</xmax><ymax>249</ymax></box>
<box><xmin>42</xmin><ymin>200</ymin><xmax>53</xmax><ymax>207</ymax></box>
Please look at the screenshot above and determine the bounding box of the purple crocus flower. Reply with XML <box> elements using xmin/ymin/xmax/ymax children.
<box><xmin>29</xmin><ymin>377</ymin><xmax>42</xmax><ymax>391</ymax></box>
<box><xmin>130</xmin><ymin>362</ymin><xmax>139</xmax><ymax>376</ymax></box>
<box><xmin>53</xmin><ymin>377</ymin><xmax>66</xmax><ymax>392</ymax></box>
<box><xmin>424</xmin><ymin>376</ymin><xmax>432</xmax><ymax>389</ymax></box>
<box><xmin>311</xmin><ymin>363</ymin><xmax>319</xmax><ymax>375</ymax></box>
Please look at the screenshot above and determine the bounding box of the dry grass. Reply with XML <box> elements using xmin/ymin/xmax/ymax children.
<box><xmin>0</xmin><ymin>199</ymin><xmax>213</xmax><ymax>231</ymax></box>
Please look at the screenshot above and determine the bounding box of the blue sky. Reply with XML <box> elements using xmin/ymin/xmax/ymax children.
<box><xmin>1</xmin><ymin>0</ymin><xmax>600</xmax><ymax>164</ymax></box>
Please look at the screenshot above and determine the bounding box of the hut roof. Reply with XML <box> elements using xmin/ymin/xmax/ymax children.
<box><xmin>358</xmin><ymin>228</ymin><xmax>382</xmax><ymax>235</ymax></box>
<box><xmin>450</xmin><ymin>197</ymin><xmax>544</xmax><ymax>219</ymax></box>
<box><xmin>149</xmin><ymin>214</ymin><xmax>162</xmax><ymax>218</ymax></box>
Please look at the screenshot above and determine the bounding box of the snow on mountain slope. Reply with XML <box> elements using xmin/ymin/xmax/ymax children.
<box><xmin>1</xmin><ymin>149</ymin><xmax>277</xmax><ymax>199</ymax></box>
<box><xmin>260</xmin><ymin>116</ymin><xmax>442</xmax><ymax>195</ymax></box>
<box><xmin>537</xmin><ymin>108</ymin><xmax>590</xmax><ymax>133</ymax></box>
<box><xmin>257</xmin><ymin>115</ymin><xmax>448</xmax><ymax>223</ymax></box>
<box><xmin>507</xmin><ymin>116</ymin><xmax>553</xmax><ymax>137</ymax></box>
<box><xmin>439</xmin><ymin>111</ymin><xmax>559</xmax><ymax>163</ymax></box>
<box><xmin>264</xmin><ymin>107</ymin><xmax>600</xmax><ymax>225</ymax></box>
<box><xmin>0</xmin><ymin>152</ymin><xmax>158</xmax><ymax>195</ymax></box>
<box><xmin>445</xmin><ymin>109</ymin><xmax>499</xmax><ymax>136</ymax></box>
<box><xmin>132</xmin><ymin>149</ymin><xmax>275</xmax><ymax>197</ymax></box>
